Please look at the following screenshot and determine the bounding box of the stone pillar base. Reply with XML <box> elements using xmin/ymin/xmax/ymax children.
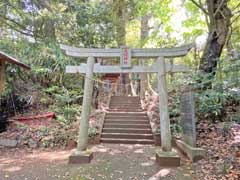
<box><xmin>156</xmin><ymin>150</ymin><xmax>180</xmax><ymax>167</ymax></box>
<box><xmin>68</xmin><ymin>149</ymin><xmax>93</xmax><ymax>164</ymax></box>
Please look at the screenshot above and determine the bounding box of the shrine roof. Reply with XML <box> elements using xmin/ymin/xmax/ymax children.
<box><xmin>0</xmin><ymin>51</ymin><xmax>31</xmax><ymax>70</ymax></box>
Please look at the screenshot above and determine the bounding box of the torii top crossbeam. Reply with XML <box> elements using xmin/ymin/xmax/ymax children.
<box><xmin>60</xmin><ymin>44</ymin><xmax>193</xmax><ymax>58</ymax></box>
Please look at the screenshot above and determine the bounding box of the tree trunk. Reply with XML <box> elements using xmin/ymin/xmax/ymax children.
<box><xmin>113</xmin><ymin>0</ymin><xmax>129</xmax><ymax>95</ymax></box>
<box><xmin>200</xmin><ymin>0</ymin><xmax>232</xmax><ymax>73</ymax></box>
<box><xmin>139</xmin><ymin>14</ymin><xmax>151</xmax><ymax>97</ymax></box>
<box><xmin>114</xmin><ymin>0</ymin><xmax>126</xmax><ymax>46</ymax></box>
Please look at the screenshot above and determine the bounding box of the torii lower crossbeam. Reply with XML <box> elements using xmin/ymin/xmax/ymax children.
<box><xmin>66</xmin><ymin>63</ymin><xmax>189</xmax><ymax>74</ymax></box>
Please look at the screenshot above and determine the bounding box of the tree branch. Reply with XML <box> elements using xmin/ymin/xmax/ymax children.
<box><xmin>205</xmin><ymin>13</ymin><xmax>211</xmax><ymax>30</ymax></box>
<box><xmin>231</xmin><ymin>14</ymin><xmax>240</xmax><ymax>25</ymax></box>
<box><xmin>189</xmin><ymin>0</ymin><xmax>209</xmax><ymax>15</ymax></box>
<box><xmin>214</xmin><ymin>0</ymin><xmax>225</xmax><ymax>17</ymax></box>
<box><xmin>232</xmin><ymin>25</ymin><xmax>240</xmax><ymax>32</ymax></box>
<box><xmin>2</xmin><ymin>21</ymin><xmax>35</xmax><ymax>37</ymax></box>
<box><xmin>0</xmin><ymin>15</ymin><xmax>34</xmax><ymax>34</ymax></box>
<box><xmin>226</xmin><ymin>25</ymin><xmax>233</xmax><ymax>49</ymax></box>
<box><xmin>232</xmin><ymin>2</ymin><xmax>240</xmax><ymax>12</ymax></box>
<box><xmin>0</xmin><ymin>16</ymin><xmax>43</xmax><ymax>39</ymax></box>
<box><xmin>5</xmin><ymin>1</ymin><xmax>30</xmax><ymax>19</ymax></box>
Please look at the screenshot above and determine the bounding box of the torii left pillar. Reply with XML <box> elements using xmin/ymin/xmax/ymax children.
<box><xmin>69</xmin><ymin>56</ymin><xmax>95</xmax><ymax>164</ymax></box>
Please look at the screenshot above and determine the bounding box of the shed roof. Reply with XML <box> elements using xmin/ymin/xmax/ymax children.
<box><xmin>0</xmin><ymin>51</ymin><xmax>31</xmax><ymax>70</ymax></box>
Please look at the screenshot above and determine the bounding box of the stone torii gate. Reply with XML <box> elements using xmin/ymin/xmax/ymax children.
<box><xmin>61</xmin><ymin>44</ymin><xmax>193</xmax><ymax>165</ymax></box>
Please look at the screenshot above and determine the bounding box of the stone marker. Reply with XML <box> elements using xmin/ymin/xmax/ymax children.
<box><xmin>180</xmin><ymin>91</ymin><xmax>196</xmax><ymax>147</ymax></box>
<box><xmin>177</xmin><ymin>91</ymin><xmax>205</xmax><ymax>162</ymax></box>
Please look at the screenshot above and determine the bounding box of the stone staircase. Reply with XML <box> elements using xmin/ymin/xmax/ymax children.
<box><xmin>100</xmin><ymin>96</ymin><xmax>154</xmax><ymax>144</ymax></box>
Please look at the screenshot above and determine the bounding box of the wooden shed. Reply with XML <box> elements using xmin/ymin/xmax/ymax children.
<box><xmin>0</xmin><ymin>51</ymin><xmax>30</xmax><ymax>91</ymax></box>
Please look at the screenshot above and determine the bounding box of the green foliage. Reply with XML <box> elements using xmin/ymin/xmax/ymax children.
<box><xmin>222</xmin><ymin>121</ymin><xmax>233</xmax><ymax>137</ymax></box>
<box><xmin>62</xmin><ymin>106</ymin><xmax>79</xmax><ymax>120</ymax></box>
<box><xmin>183</xmin><ymin>0</ymin><xmax>207</xmax><ymax>41</ymax></box>
<box><xmin>167</xmin><ymin>54</ymin><xmax>240</xmax><ymax>123</ymax></box>
<box><xmin>185</xmin><ymin>58</ymin><xmax>240</xmax><ymax>121</ymax></box>
<box><xmin>169</xmin><ymin>93</ymin><xmax>181</xmax><ymax>118</ymax></box>
<box><xmin>88</xmin><ymin>127</ymin><xmax>98</xmax><ymax>138</ymax></box>
<box><xmin>48</xmin><ymin>88</ymin><xmax>82</xmax><ymax>125</ymax></box>
<box><xmin>53</xmin><ymin>105</ymin><xmax>80</xmax><ymax>125</ymax></box>
<box><xmin>196</xmin><ymin>89</ymin><xmax>229</xmax><ymax>120</ymax></box>
<box><xmin>232</xmin><ymin>115</ymin><xmax>240</xmax><ymax>124</ymax></box>
<box><xmin>55</xmin><ymin>93</ymin><xmax>71</xmax><ymax>106</ymax></box>
<box><xmin>170</xmin><ymin>123</ymin><xmax>182</xmax><ymax>137</ymax></box>
<box><xmin>44</xmin><ymin>86</ymin><xmax>64</xmax><ymax>95</ymax></box>
<box><xmin>74</xmin><ymin>1</ymin><xmax>115</xmax><ymax>47</ymax></box>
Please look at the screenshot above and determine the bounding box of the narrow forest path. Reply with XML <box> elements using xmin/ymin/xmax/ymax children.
<box><xmin>0</xmin><ymin>144</ymin><xmax>196</xmax><ymax>180</ymax></box>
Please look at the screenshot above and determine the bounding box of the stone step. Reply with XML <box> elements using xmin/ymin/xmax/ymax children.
<box><xmin>109</xmin><ymin>104</ymin><xmax>142</xmax><ymax>107</ymax></box>
<box><xmin>101</xmin><ymin>133</ymin><xmax>153</xmax><ymax>139</ymax></box>
<box><xmin>104</xmin><ymin>120</ymin><xmax>149</xmax><ymax>124</ymax></box>
<box><xmin>111</xmin><ymin>100</ymin><xmax>140</xmax><ymax>102</ymax></box>
<box><xmin>100</xmin><ymin>96</ymin><xmax>154</xmax><ymax>145</ymax></box>
<box><xmin>104</xmin><ymin>123</ymin><xmax>151</xmax><ymax>129</ymax></box>
<box><xmin>100</xmin><ymin>138</ymin><xmax>154</xmax><ymax>144</ymax></box>
<box><xmin>111</xmin><ymin>98</ymin><xmax>141</xmax><ymax>102</ymax></box>
<box><xmin>110</xmin><ymin>99</ymin><xmax>140</xmax><ymax>101</ymax></box>
<box><xmin>111</xmin><ymin>96</ymin><xmax>140</xmax><ymax>99</ymax></box>
<box><xmin>110</xmin><ymin>105</ymin><xmax>142</xmax><ymax>107</ymax></box>
<box><xmin>110</xmin><ymin>101</ymin><xmax>141</xmax><ymax>103</ymax></box>
<box><xmin>109</xmin><ymin>108</ymin><xmax>143</xmax><ymax>111</ymax></box>
<box><xmin>110</xmin><ymin>100</ymin><xmax>140</xmax><ymax>102</ymax></box>
<box><xmin>105</xmin><ymin>116</ymin><xmax>148</xmax><ymax>120</ymax></box>
<box><xmin>110</xmin><ymin>102</ymin><xmax>140</xmax><ymax>104</ymax></box>
<box><xmin>102</xmin><ymin>128</ymin><xmax>152</xmax><ymax>134</ymax></box>
<box><xmin>111</xmin><ymin>100</ymin><xmax>140</xmax><ymax>101</ymax></box>
<box><xmin>110</xmin><ymin>102</ymin><xmax>140</xmax><ymax>103</ymax></box>
<box><xmin>110</xmin><ymin>105</ymin><xmax>141</xmax><ymax>107</ymax></box>
<box><xmin>109</xmin><ymin>109</ymin><xmax>143</xmax><ymax>112</ymax></box>
<box><xmin>109</xmin><ymin>107</ymin><xmax>142</xmax><ymax>109</ymax></box>
<box><xmin>106</xmin><ymin>112</ymin><xmax>147</xmax><ymax>117</ymax></box>
<box><xmin>110</xmin><ymin>100</ymin><xmax>140</xmax><ymax>103</ymax></box>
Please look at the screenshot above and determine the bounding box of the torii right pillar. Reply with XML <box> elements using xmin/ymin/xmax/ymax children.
<box><xmin>156</xmin><ymin>56</ymin><xmax>180</xmax><ymax>166</ymax></box>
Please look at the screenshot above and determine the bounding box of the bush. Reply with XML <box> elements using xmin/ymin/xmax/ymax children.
<box><xmin>51</xmin><ymin>105</ymin><xmax>80</xmax><ymax>125</ymax></box>
<box><xmin>88</xmin><ymin>127</ymin><xmax>98</xmax><ymax>137</ymax></box>
<box><xmin>196</xmin><ymin>89</ymin><xmax>230</xmax><ymax>121</ymax></box>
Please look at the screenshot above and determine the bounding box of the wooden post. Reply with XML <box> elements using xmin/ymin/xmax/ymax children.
<box><xmin>77</xmin><ymin>56</ymin><xmax>95</xmax><ymax>151</ymax></box>
<box><xmin>157</xmin><ymin>57</ymin><xmax>172</xmax><ymax>152</ymax></box>
<box><xmin>0</xmin><ymin>59</ymin><xmax>5</xmax><ymax>92</ymax></box>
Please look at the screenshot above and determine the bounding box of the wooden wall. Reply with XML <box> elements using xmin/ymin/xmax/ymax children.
<box><xmin>0</xmin><ymin>59</ymin><xmax>5</xmax><ymax>92</ymax></box>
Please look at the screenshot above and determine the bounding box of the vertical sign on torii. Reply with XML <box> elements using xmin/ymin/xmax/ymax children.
<box><xmin>120</xmin><ymin>46</ymin><xmax>131</xmax><ymax>68</ymax></box>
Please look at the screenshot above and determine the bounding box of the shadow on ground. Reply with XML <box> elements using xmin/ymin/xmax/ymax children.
<box><xmin>0</xmin><ymin>144</ymin><xmax>196</xmax><ymax>180</ymax></box>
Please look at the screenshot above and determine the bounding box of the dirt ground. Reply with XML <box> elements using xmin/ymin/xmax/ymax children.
<box><xmin>0</xmin><ymin>144</ymin><xmax>198</xmax><ymax>180</ymax></box>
